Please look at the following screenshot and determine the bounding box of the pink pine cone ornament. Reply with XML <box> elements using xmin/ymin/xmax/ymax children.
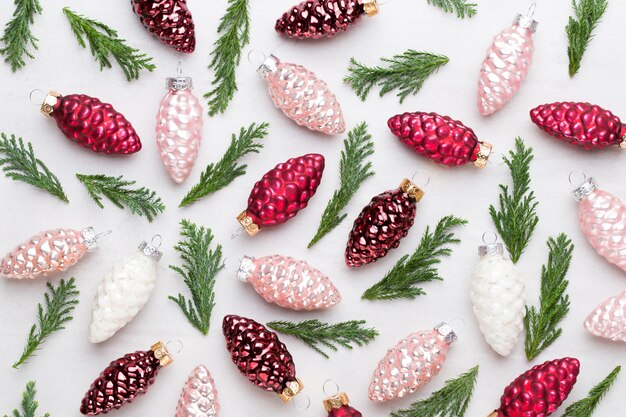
<box><xmin>176</xmin><ymin>365</ymin><xmax>219</xmax><ymax>417</ymax></box>
<box><xmin>585</xmin><ymin>291</ymin><xmax>626</xmax><ymax>342</ymax></box>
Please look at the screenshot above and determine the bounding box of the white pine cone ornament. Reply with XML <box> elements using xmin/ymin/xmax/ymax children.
<box><xmin>175</xmin><ymin>365</ymin><xmax>219</xmax><ymax>417</ymax></box>
<box><xmin>584</xmin><ymin>291</ymin><xmax>626</xmax><ymax>342</ymax></box>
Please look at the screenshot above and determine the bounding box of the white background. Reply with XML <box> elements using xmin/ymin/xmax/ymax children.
<box><xmin>0</xmin><ymin>0</ymin><xmax>624</xmax><ymax>415</ymax></box>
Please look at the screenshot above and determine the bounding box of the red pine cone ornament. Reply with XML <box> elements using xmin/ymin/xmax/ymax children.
<box><xmin>530</xmin><ymin>102</ymin><xmax>626</xmax><ymax>150</ymax></box>
<box><xmin>237</xmin><ymin>154</ymin><xmax>325</xmax><ymax>236</ymax></box>
<box><xmin>130</xmin><ymin>0</ymin><xmax>196</xmax><ymax>53</ymax></box>
<box><xmin>222</xmin><ymin>315</ymin><xmax>303</xmax><ymax>402</ymax></box>
<box><xmin>40</xmin><ymin>91</ymin><xmax>142</xmax><ymax>155</ymax></box>
<box><xmin>324</xmin><ymin>393</ymin><xmax>363</xmax><ymax>417</ymax></box>
<box><xmin>388</xmin><ymin>112</ymin><xmax>492</xmax><ymax>167</ymax></box>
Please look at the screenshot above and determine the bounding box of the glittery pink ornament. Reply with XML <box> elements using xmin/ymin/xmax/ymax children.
<box><xmin>176</xmin><ymin>365</ymin><xmax>219</xmax><ymax>417</ymax></box>
<box><xmin>368</xmin><ymin>323</ymin><xmax>456</xmax><ymax>402</ymax></box>
<box><xmin>584</xmin><ymin>291</ymin><xmax>626</xmax><ymax>342</ymax></box>
<box><xmin>237</xmin><ymin>255</ymin><xmax>341</xmax><ymax>310</ymax></box>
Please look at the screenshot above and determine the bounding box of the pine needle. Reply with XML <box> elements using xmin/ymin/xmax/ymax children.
<box><xmin>13</xmin><ymin>278</ymin><xmax>79</xmax><ymax>369</ymax></box>
<box><xmin>0</xmin><ymin>133</ymin><xmax>68</xmax><ymax>203</ymax></box>
<box><xmin>362</xmin><ymin>215</ymin><xmax>467</xmax><ymax>301</ymax></box>
<box><xmin>76</xmin><ymin>174</ymin><xmax>165</xmax><ymax>222</ymax></box>
<box><xmin>563</xmin><ymin>366</ymin><xmax>621</xmax><ymax>417</ymax></box>
<box><xmin>344</xmin><ymin>51</ymin><xmax>448</xmax><ymax>103</ymax></box>
<box><xmin>308</xmin><ymin>123</ymin><xmax>375</xmax><ymax>247</ymax></box>
<box><xmin>62</xmin><ymin>7</ymin><xmax>155</xmax><ymax>81</ymax></box>
<box><xmin>524</xmin><ymin>234</ymin><xmax>574</xmax><ymax>361</ymax></box>
<box><xmin>566</xmin><ymin>0</ymin><xmax>608</xmax><ymax>77</ymax></box>
<box><xmin>0</xmin><ymin>0</ymin><xmax>42</xmax><ymax>71</ymax></box>
<box><xmin>180</xmin><ymin>122</ymin><xmax>269</xmax><ymax>207</ymax></box>
<box><xmin>267</xmin><ymin>319</ymin><xmax>378</xmax><ymax>359</ymax></box>
<box><xmin>168</xmin><ymin>220</ymin><xmax>224</xmax><ymax>335</ymax></box>
<box><xmin>489</xmin><ymin>137</ymin><xmax>538</xmax><ymax>264</ymax></box>
<box><xmin>3</xmin><ymin>381</ymin><xmax>50</xmax><ymax>417</ymax></box>
<box><xmin>426</xmin><ymin>0</ymin><xmax>477</xmax><ymax>18</ymax></box>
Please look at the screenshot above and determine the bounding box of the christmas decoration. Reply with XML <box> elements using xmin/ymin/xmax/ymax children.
<box><xmin>237</xmin><ymin>153</ymin><xmax>325</xmax><ymax>236</ymax></box>
<box><xmin>222</xmin><ymin>315</ymin><xmax>303</xmax><ymax>402</ymax></box>
<box><xmin>0</xmin><ymin>0</ymin><xmax>42</xmax><ymax>71</ymax></box>
<box><xmin>275</xmin><ymin>0</ymin><xmax>379</xmax><ymax>39</ymax></box>
<box><xmin>584</xmin><ymin>291</ymin><xmax>626</xmax><ymax>342</ymax></box>
<box><xmin>488</xmin><ymin>358</ymin><xmax>580</xmax><ymax>417</ymax></box>
<box><xmin>5</xmin><ymin>381</ymin><xmax>49</xmax><ymax>417</ymax></box>
<box><xmin>426</xmin><ymin>0</ymin><xmax>477</xmax><ymax>19</ymax></box>
<box><xmin>369</xmin><ymin>323</ymin><xmax>456</xmax><ymax>402</ymax></box>
<box><xmin>175</xmin><ymin>365</ymin><xmax>219</xmax><ymax>417</ymax></box>
<box><xmin>80</xmin><ymin>341</ymin><xmax>173</xmax><ymax>415</ymax></box>
<box><xmin>131</xmin><ymin>0</ymin><xmax>196</xmax><ymax>53</ymax></box>
<box><xmin>562</xmin><ymin>366</ymin><xmax>621</xmax><ymax>417</ymax></box>
<box><xmin>388</xmin><ymin>112</ymin><xmax>492</xmax><ymax>167</ymax></box>
<box><xmin>566</xmin><ymin>0</ymin><xmax>608</xmax><ymax>77</ymax></box>
<box><xmin>323</xmin><ymin>392</ymin><xmax>363</xmax><ymax>417</ymax></box>
<box><xmin>89</xmin><ymin>236</ymin><xmax>163</xmax><ymax>343</ymax></box>
<box><xmin>259</xmin><ymin>54</ymin><xmax>345</xmax><ymax>135</ymax></box>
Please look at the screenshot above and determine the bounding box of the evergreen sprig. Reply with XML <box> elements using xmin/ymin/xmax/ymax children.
<box><xmin>0</xmin><ymin>0</ymin><xmax>42</xmax><ymax>71</ymax></box>
<box><xmin>180</xmin><ymin>122</ymin><xmax>269</xmax><ymax>207</ymax></box>
<box><xmin>267</xmin><ymin>319</ymin><xmax>378</xmax><ymax>359</ymax></box>
<box><xmin>62</xmin><ymin>7</ymin><xmax>155</xmax><ymax>81</ymax></box>
<box><xmin>566</xmin><ymin>0</ymin><xmax>608</xmax><ymax>77</ymax></box>
<box><xmin>3</xmin><ymin>381</ymin><xmax>50</xmax><ymax>417</ymax></box>
<box><xmin>524</xmin><ymin>234</ymin><xmax>574</xmax><ymax>361</ymax></box>
<box><xmin>391</xmin><ymin>366</ymin><xmax>479</xmax><ymax>417</ymax></box>
<box><xmin>362</xmin><ymin>215</ymin><xmax>467</xmax><ymax>301</ymax></box>
<box><xmin>489</xmin><ymin>138</ymin><xmax>538</xmax><ymax>264</ymax></box>
<box><xmin>563</xmin><ymin>366</ymin><xmax>621</xmax><ymax>417</ymax></box>
<box><xmin>76</xmin><ymin>174</ymin><xmax>165</xmax><ymax>222</ymax></box>
<box><xmin>308</xmin><ymin>123</ymin><xmax>375</xmax><ymax>247</ymax></box>
<box><xmin>169</xmin><ymin>220</ymin><xmax>224</xmax><ymax>335</ymax></box>
<box><xmin>13</xmin><ymin>278</ymin><xmax>79</xmax><ymax>369</ymax></box>
<box><xmin>0</xmin><ymin>133</ymin><xmax>68</xmax><ymax>203</ymax></box>
<box><xmin>426</xmin><ymin>0</ymin><xmax>477</xmax><ymax>18</ymax></box>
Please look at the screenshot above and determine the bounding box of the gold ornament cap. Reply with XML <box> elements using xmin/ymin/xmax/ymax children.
<box><xmin>488</xmin><ymin>411</ymin><xmax>500</xmax><ymax>417</ymax></box>
<box><xmin>400</xmin><ymin>178</ymin><xmax>425</xmax><ymax>202</ymax></box>
<box><xmin>151</xmin><ymin>341</ymin><xmax>173</xmax><ymax>367</ymax></box>
<box><xmin>473</xmin><ymin>141</ymin><xmax>493</xmax><ymax>168</ymax></box>
<box><xmin>323</xmin><ymin>392</ymin><xmax>350</xmax><ymax>412</ymax></box>
<box><xmin>279</xmin><ymin>379</ymin><xmax>304</xmax><ymax>402</ymax></box>
<box><xmin>237</xmin><ymin>210</ymin><xmax>260</xmax><ymax>236</ymax></box>
<box><xmin>362</xmin><ymin>0</ymin><xmax>379</xmax><ymax>16</ymax></box>
<box><xmin>40</xmin><ymin>91</ymin><xmax>61</xmax><ymax>118</ymax></box>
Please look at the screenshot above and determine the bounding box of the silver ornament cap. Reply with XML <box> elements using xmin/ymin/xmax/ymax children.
<box><xmin>237</xmin><ymin>255</ymin><xmax>255</xmax><ymax>282</ymax></box>
<box><xmin>572</xmin><ymin>177</ymin><xmax>598</xmax><ymax>201</ymax></box>
<box><xmin>258</xmin><ymin>55</ymin><xmax>279</xmax><ymax>79</ymax></box>
<box><xmin>435</xmin><ymin>322</ymin><xmax>457</xmax><ymax>345</ymax></box>
<box><xmin>139</xmin><ymin>235</ymin><xmax>163</xmax><ymax>262</ymax></box>
<box><xmin>166</xmin><ymin>77</ymin><xmax>193</xmax><ymax>91</ymax></box>
<box><xmin>479</xmin><ymin>242</ymin><xmax>504</xmax><ymax>257</ymax></box>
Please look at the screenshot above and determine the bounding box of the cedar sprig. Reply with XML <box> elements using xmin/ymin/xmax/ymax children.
<box><xmin>62</xmin><ymin>7</ymin><xmax>155</xmax><ymax>81</ymax></box>
<box><xmin>267</xmin><ymin>319</ymin><xmax>378</xmax><ymax>359</ymax></box>
<box><xmin>362</xmin><ymin>215</ymin><xmax>467</xmax><ymax>301</ymax></box>
<box><xmin>169</xmin><ymin>220</ymin><xmax>224</xmax><ymax>335</ymax></box>
<box><xmin>3</xmin><ymin>381</ymin><xmax>50</xmax><ymax>417</ymax></box>
<box><xmin>426</xmin><ymin>0</ymin><xmax>477</xmax><ymax>19</ymax></box>
<box><xmin>391</xmin><ymin>366</ymin><xmax>479</xmax><ymax>417</ymax></box>
<box><xmin>524</xmin><ymin>234</ymin><xmax>574</xmax><ymax>361</ymax></box>
<box><xmin>0</xmin><ymin>133</ymin><xmax>68</xmax><ymax>203</ymax></box>
<box><xmin>76</xmin><ymin>174</ymin><xmax>165</xmax><ymax>222</ymax></box>
<box><xmin>0</xmin><ymin>0</ymin><xmax>42</xmax><ymax>71</ymax></box>
<box><xmin>489</xmin><ymin>137</ymin><xmax>538</xmax><ymax>264</ymax></box>
<box><xmin>13</xmin><ymin>278</ymin><xmax>79</xmax><ymax>369</ymax></box>
<box><xmin>308</xmin><ymin>123</ymin><xmax>375</xmax><ymax>247</ymax></box>
<box><xmin>180</xmin><ymin>122</ymin><xmax>269</xmax><ymax>207</ymax></box>
<box><xmin>566</xmin><ymin>0</ymin><xmax>608</xmax><ymax>77</ymax></box>
<box><xmin>563</xmin><ymin>366</ymin><xmax>621</xmax><ymax>417</ymax></box>
<box><xmin>344</xmin><ymin>51</ymin><xmax>448</xmax><ymax>103</ymax></box>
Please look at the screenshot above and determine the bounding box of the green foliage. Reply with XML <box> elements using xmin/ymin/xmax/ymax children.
<box><xmin>566</xmin><ymin>0</ymin><xmax>608</xmax><ymax>77</ymax></box>
<box><xmin>0</xmin><ymin>0</ymin><xmax>42</xmax><ymax>71</ymax></box>
<box><xmin>563</xmin><ymin>366</ymin><xmax>621</xmax><ymax>417</ymax></box>
<box><xmin>3</xmin><ymin>381</ymin><xmax>50</xmax><ymax>417</ymax></box>
<box><xmin>426</xmin><ymin>0</ymin><xmax>477</xmax><ymax>18</ymax></box>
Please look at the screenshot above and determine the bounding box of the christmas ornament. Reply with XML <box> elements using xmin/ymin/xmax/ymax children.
<box><xmin>323</xmin><ymin>392</ymin><xmax>362</xmax><ymax>417</ymax></box>
<box><xmin>368</xmin><ymin>322</ymin><xmax>456</xmax><ymax>402</ymax></box>
<box><xmin>345</xmin><ymin>178</ymin><xmax>423</xmax><ymax>267</ymax></box>
<box><xmin>175</xmin><ymin>365</ymin><xmax>219</xmax><ymax>417</ymax></box>
<box><xmin>89</xmin><ymin>236</ymin><xmax>163</xmax><ymax>343</ymax></box>
<box><xmin>237</xmin><ymin>153</ymin><xmax>325</xmax><ymax>236</ymax></box>
<box><xmin>80</xmin><ymin>341</ymin><xmax>173</xmax><ymax>415</ymax></box>
<box><xmin>130</xmin><ymin>0</ymin><xmax>196</xmax><ymax>53</ymax></box>
<box><xmin>585</xmin><ymin>291</ymin><xmax>626</xmax><ymax>342</ymax></box>
<box><xmin>275</xmin><ymin>0</ymin><xmax>379</xmax><ymax>39</ymax></box>
<box><xmin>222</xmin><ymin>315</ymin><xmax>303</xmax><ymax>402</ymax></box>
<box><xmin>39</xmin><ymin>91</ymin><xmax>142</xmax><ymax>154</ymax></box>
<box><xmin>388</xmin><ymin>112</ymin><xmax>492</xmax><ymax>167</ymax></box>
<box><xmin>258</xmin><ymin>55</ymin><xmax>345</xmax><ymax>135</ymax></box>
<box><xmin>488</xmin><ymin>357</ymin><xmax>580</xmax><ymax>417</ymax></box>
<box><xmin>477</xmin><ymin>6</ymin><xmax>538</xmax><ymax>116</ymax></box>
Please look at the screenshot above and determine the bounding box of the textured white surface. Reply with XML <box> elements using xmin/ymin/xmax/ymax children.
<box><xmin>0</xmin><ymin>0</ymin><xmax>625</xmax><ymax>416</ymax></box>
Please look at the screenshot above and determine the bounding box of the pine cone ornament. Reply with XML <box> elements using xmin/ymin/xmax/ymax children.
<box><xmin>222</xmin><ymin>315</ymin><xmax>303</xmax><ymax>402</ymax></box>
<box><xmin>175</xmin><ymin>365</ymin><xmax>219</xmax><ymax>417</ymax></box>
<box><xmin>40</xmin><ymin>91</ymin><xmax>142</xmax><ymax>155</ymax></box>
<box><xmin>388</xmin><ymin>112</ymin><xmax>492</xmax><ymax>167</ymax></box>
<box><xmin>585</xmin><ymin>291</ymin><xmax>626</xmax><ymax>342</ymax></box>
<box><xmin>323</xmin><ymin>393</ymin><xmax>362</xmax><ymax>417</ymax></box>
<box><xmin>131</xmin><ymin>0</ymin><xmax>196</xmax><ymax>53</ymax></box>
<box><xmin>237</xmin><ymin>153</ymin><xmax>325</xmax><ymax>236</ymax></box>
<box><xmin>530</xmin><ymin>102</ymin><xmax>626</xmax><ymax>150</ymax></box>
<box><xmin>345</xmin><ymin>179</ymin><xmax>422</xmax><ymax>267</ymax></box>
<box><xmin>489</xmin><ymin>358</ymin><xmax>580</xmax><ymax>417</ymax></box>
<box><xmin>80</xmin><ymin>342</ymin><xmax>173</xmax><ymax>415</ymax></box>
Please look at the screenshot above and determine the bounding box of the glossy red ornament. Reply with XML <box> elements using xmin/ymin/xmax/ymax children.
<box><xmin>388</xmin><ymin>112</ymin><xmax>492</xmax><ymax>167</ymax></box>
<box><xmin>324</xmin><ymin>393</ymin><xmax>362</xmax><ymax>417</ymax></box>
<box><xmin>530</xmin><ymin>102</ymin><xmax>626</xmax><ymax>150</ymax></box>
<box><xmin>131</xmin><ymin>0</ymin><xmax>196</xmax><ymax>53</ymax></box>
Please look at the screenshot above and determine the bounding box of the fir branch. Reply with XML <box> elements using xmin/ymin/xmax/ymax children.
<box><xmin>426</xmin><ymin>0</ymin><xmax>477</xmax><ymax>18</ymax></box>
<box><xmin>392</xmin><ymin>366</ymin><xmax>479</xmax><ymax>417</ymax></box>
<box><xmin>180</xmin><ymin>122</ymin><xmax>268</xmax><ymax>207</ymax></box>
<box><xmin>204</xmin><ymin>0</ymin><xmax>251</xmax><ymax>116</ymax></box>
<box><xmin>524</xmin><ymin>234</ymin><xmax>574</xmax><ymax>361</ymax></box>
<box><xmin>362</xmin><ymin>215</ymin><xmax>467</xmax><ymax>301</ymax></box>
<box><xmin>308</xmin><ymin>123</ymin><xmax>375</xmax><ymax>247</ymax></box>
<box><xmin>267</xmin><ymin>319</ymin><xmax>378</xmax><ymax>359</ymax></box>
<box><xmin>13</xmin><ymin>278</ymin><xmax>79</xmax><ymax>369</ymax></box>
<box><xmin>168</xmin><ymin>220</ymin><xmax>224</xmax><ymax>335</ymax></box>
<box><xmin>566</xmin><ymin>0</ymin><xmax>608</xmax><ymax>77</ymax></box>
<box><xmin>3</xmin><ymin>381</ymin><xmax>50</xmax><ymax>417</ymax></box>
<box><xmin>0</xmin><ymin>133</ymin><xmax>68</xmax><ymax>203</ymax></box>
<box><xmin>344</xmin><ymin>51</ymin><xmax>448</xmax><ymax>103</ymax></box>
<box><xmin>0</xmin><ymin>0</ymin><xmax>42</xmax><ymax>71</ymax></box>
<box><xmin>489</xmin><ymin>137</ymin><xmax>538</xmax><ymax>264</ymax></box>
<box><xmin>62</xmin><ymin>8</ymin><xmax>155</xmax><ymax>81</ymax></box>
<box><xmin>563</xmin><ymin>366</ymin><xmax>620</xmax><ymax>417</ymax></box>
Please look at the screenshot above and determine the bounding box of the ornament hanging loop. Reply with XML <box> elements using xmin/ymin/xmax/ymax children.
<box><xmin>166</xmin><ymin>339</ymin><xmax>184</xmax><ymax>355</ymax></box>
<box><xmin>323</xmin><ymin>379</ymin><xmax>340</xmax><ymax>396</ymax></box>
<box><xmin>292</xmin><ymin>394</ymin><xmax>311</xmax><ymax>411</ymax></box>
<box><xmin>150</xmin><ymin>234</ymin><xmax>163</xmax><ymax>248</ymax></box>
<box><xmin>447</xmin><ymin>317</ymin><xmax>466</xmax><ymax>336</ymax></box>
<box><xmin>29</xmin><ymin>89</ymin><xmax>46</xmax><ymax>106</ymax></box>
<box><xmin>176</xmin><ymin>61</ymin><xmax>183</xmax><ymax>76</ymax></box>
<box><xmin>568</xmin><ymin>170</ymin><xmax>587</xmax><ymax>186</ymax></box>
<box><xmin>526</xmin><ymin>3</ymin><xmax>537</xmax><ymax>18</ymax></box>
<box><xmin>410</xmin><ymin>170</ymin><xmax>431</xmax><ymax>188</ymax></box>
<box><xmin>247</xmin><ymin>49</ymin><xmax>267</xmax><ymax>67</ymax></box>
<box><xmin>481</xmin><ymin>231</ymin><xmax>498</xmax><ymax>244</ymax></box>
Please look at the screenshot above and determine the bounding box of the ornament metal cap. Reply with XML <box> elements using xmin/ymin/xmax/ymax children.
<box><xmin>323</xmin><ymin>392</ymin><xmax>350</xmax><ymax>412</ymax></box>
<box><xmin>488</xmin><ymin>411</ymin><xmax>500</xmax><ymax>417</ymax></box>
<box><xmin>473</xmin><ymin>142</ymin><xmax>493</xmax><ymax>168</ymax></box>
<box><xmin>139</xmin><ymin>235</ymin><xmax>163</xmax><ymax>262</ymax></box>
<box><xmin>279</xmin><ymin>379</ymin><xmax>304</xmax><ymax>402</ymax></box>
<box><xmin>479</xmin><ymin>243</ymin><xmax>504</xmax><ymax>257</ymax></box>
<box><xmin>40</xmin><ymin>90</ymin><xmax>61</xmax><ymax>117</ymax></box>
<box><xmin>514</xmin><ymin>13</ymin><xmax>538</xmax><ymax>32</ymax></box>
<box><xmin>237</xmin><ymin>211</ymin><xmax>260</xmax><ymax>236</ymax></box>
<box><xmin>572</xmin><ymin>177</ymin><xmax>598</xmax><ymax>201</ymax></box>
<box><xmin>81</xmin><ymin>227</ymin><xmax>111</xmax><ymax>250</ymax></box>
<box><xmin>361</xmin><ymin>0</ymin><xmax>379</xmax><ymax>16</ymax></box>
<box><xmin>166</xmin><ymin>77</ymin><xmax>193</xmax><ymax>91</ymax></box>
<box><xmin>400</xmin><ymin>178</ymin><xmax>425</xmax><ymax>202</ymax></box>
<box><xmin>258</xmin><ymin>54</ymin><xmax>279</xmax><ymax>79</ymax></box>
<box><xmin>151</xmin><ymin>341</ymin><xmax>173</xmax><ymax>367</ymax></box>
<box><xmin>435</xmin><ymin>322</ymin><xmax>457</xmax><ymax>344</ymax></box>
<box><xmin>237</xmin><ymin>255</ymin><xmax>255</xmax><ymax>282</ymax></box>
